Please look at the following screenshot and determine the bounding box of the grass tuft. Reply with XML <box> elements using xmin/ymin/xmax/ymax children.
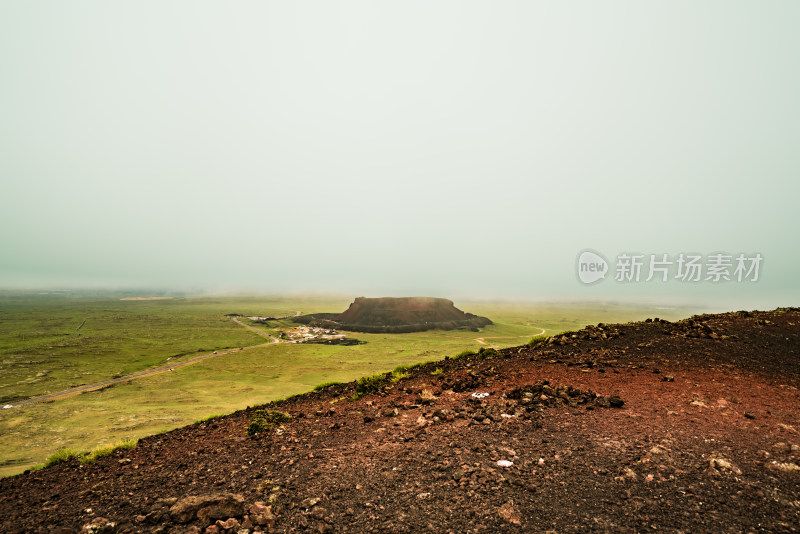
<box><xmin>477</xmin><ymin>347</ymin><xmax>498</xmax><ymax>359</ymax></box>
<box><xmin>352</xmin><ymin>373</ymin><xmax>390</xmax><ymax>400</ymax></box>
<box><xmin>313</xmin><ymin>381</ymin><xmax>341</xmax><ymax>392</ymax></box>
<box><xmin>390</xmin><ymin>365</ymin><xmax>410</xmax><ymax>382</ymax></box>
<box><xmin>247</xmin><ymin>410</ymin><xmax>291</xmax><ymax>437</ymax></box>
<box><xmin>194</xmin><ymin>413</ymin><xmax>225</xmax><ymax>424</ymax></box>
<box><xmin>42</xmin><ymin>447</ymin><xmax>87</xmax><ymax>468</ymax></box>
<box><xmin>390</xmin><ymin>370</ymin><xmax>409</xmax><ymax>382</ymax></box>
<box><xmin>528</xmin><ymin>334</ymin><xmax>549</xmax><ymax>346</ymax></box>
<box><xmin>408</xmin><ymin>359</ymin><xmax>437</xmax><ymax>370</ymax></box>
<box><xmin>81</xmin><ymin>438</ymin><xmax>138</xmax><ymax>463</ymax></box>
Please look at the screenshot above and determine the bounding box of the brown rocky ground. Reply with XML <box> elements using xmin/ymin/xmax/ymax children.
<box><xmin>2</xmin><ymin>308</ymin><xmax>799</xmax><ymax>533</ymax></box>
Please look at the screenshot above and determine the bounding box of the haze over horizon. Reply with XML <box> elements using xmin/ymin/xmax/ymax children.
<box><xmin>2</xmin><ymin>2</ymin><xmax>798</xmax><ymax>310</ymax></box>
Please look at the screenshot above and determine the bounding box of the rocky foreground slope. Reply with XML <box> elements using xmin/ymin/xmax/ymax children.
<box><xmin>2</xmin><ymin>308</ymin><xmax>800</xmax><ymax>533</ymax></box>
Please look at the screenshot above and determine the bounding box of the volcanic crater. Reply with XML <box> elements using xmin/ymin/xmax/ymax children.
<box><xmin>294</xmin><ymin>297</ymin><xmax>493</xmax><ymax>333</ymax></box>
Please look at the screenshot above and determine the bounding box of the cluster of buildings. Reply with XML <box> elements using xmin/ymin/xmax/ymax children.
<box><xmin>279</xmin><ymin>325</ymin><xmax>345</xmax><ymax>344</ymax></box>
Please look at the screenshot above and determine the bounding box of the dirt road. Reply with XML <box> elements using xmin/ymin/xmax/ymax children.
<box><xmin>231</xmin><ymin>317</ymin><xmax>280</xmax><ymax>343</ymax></box>
<box><xmin>475</xmin><ymin>327</ymin><xmax>547</xmax><ymax>348</ymax></box>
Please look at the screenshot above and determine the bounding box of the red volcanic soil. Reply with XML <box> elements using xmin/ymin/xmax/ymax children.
<box><xmin>2</xmin><ymin>309</ymin><xmax>800</xmax><ymax>533</ymax></box>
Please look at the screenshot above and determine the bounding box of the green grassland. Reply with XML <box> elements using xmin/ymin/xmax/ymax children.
<box><xmin>0</xmin><ymin>292</ymin><xmax>699</xmax><ymax>477</ymax></box>
<box><xmin>0</xmin><ymin>292</ymin><xmax>351</xmax><ymax>403</ymax></box>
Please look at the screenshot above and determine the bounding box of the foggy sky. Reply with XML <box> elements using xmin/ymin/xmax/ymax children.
<box><xmin>1</xmin><ymin>1</ymin><xmax>798</xmax><ymax>308</ymax></box>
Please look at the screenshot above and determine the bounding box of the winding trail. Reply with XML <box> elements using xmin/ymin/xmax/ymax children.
<box><xmin>2</xmin><ymin>314</ymin><xmax>302</xmax><ymax>409</ymax></box>
<box><xmin>231</xmin><ymin>317</ymin><xmax>280</xmax><ymax>343</ymax></box>
<box><xmin>474</xmin><ymin>327</ymin><xmax>547</xmax><ymax>348</ymax></box>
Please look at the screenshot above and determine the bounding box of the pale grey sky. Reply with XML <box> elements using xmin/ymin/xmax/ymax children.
<box><xmin>1</xmin><ymin>1</ymin><xmax>798</xmax><ymax>308</ymax></box>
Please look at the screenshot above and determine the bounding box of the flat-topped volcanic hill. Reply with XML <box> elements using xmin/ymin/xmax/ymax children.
<box><xmin>2</xmin><ymin>308</ymin><xmax>800</xmax><ymax>533</ymax></box>
<box><xmin>295</xmin><ymin>297</ymin><xmax>492</xmax><ymax>333</ymax></box>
